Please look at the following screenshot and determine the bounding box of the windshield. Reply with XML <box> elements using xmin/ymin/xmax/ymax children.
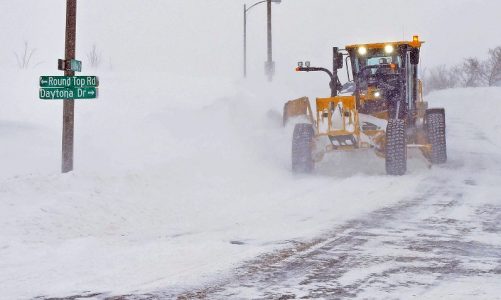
<box><xmin>353</xmin><ymin>50</ymin><xmax>403</xmax><ymax>75</ymax></box>
<box><xmin>351</xmin><ymin>49</ymin><xmax>404</xmax><ymax>92</ymax></box>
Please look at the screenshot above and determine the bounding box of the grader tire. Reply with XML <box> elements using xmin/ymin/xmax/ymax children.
<box><xmin>385</xmin><ymin>119</ymin><xmax>407</xmax><ymax>175</ymax></box>
<box><xmin>426</xmin><ymin>110</ymin><xmax>447</xmax><ymax>164</ymax></box>
<box><xmin>292</xmin><ymin>123</ymin><xmax>315</xmax><ymax>173</ymax></box>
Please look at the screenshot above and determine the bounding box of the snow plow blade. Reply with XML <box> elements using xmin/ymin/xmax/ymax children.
<box><xmin>283</xmin><ymin>97</ymin><xmax>314</xmax><ymax>126</ymax></box>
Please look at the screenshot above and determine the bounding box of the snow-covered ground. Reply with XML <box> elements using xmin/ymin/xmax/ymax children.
<box><xmin>1</xmin><ymin>67</ymin><xmax>500</xmax><ymax>299</ymax></box>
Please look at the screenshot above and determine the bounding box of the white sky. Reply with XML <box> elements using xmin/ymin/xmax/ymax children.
<box><xmin>1</xmin><ymin>0</ymin><xmax>500</xmax><ymax>78</ymax></box>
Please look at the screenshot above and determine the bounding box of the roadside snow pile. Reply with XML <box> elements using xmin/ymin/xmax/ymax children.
<box><xmin>426</xmin><ymin>87</ymin><xmax>501</xmax><ymax>150</ymax></box>
<box><xmin>1</xmin><ymin>69</ymin><xmax>498</xmax><ymax>299</ymax></box>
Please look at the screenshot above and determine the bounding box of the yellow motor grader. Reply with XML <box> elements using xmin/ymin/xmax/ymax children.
<box><xmin>283</xmin><ymin>36</ymin><xmax>446</xmax><ymax>175</ymax></box>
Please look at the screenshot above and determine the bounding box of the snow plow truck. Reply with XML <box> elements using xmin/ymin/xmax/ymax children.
<box><xmin>283</xmin><ymin>36</ymin><xmax>447</xmax><ymax>175</ymax></box>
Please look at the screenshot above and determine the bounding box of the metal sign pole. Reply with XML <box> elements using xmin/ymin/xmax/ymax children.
<box><xmin>244</xmin><ymin>4</ymin><xmax>247</xmax><ymax>78</ymax></box>
<box><xmin>266</xmin><ymin>0</ymin><xmax>272</xmax><ymax>82</ymax></box>
<box><xmin>62</xmin><ymin>0</ymin><xmax>77</xmax><ymax>173</ymax></box>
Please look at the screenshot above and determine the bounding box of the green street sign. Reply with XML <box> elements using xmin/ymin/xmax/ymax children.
<box><xmin>39</xmin><ymin>87</ymin><xmax>98</xmax><ymax>100</ymax></box>
<box><xmin>70</xmin><ymin>59</ymin><xmax>82</xmax><ymax>72</ymax></box>
<box><xmin>40</xmin><ymin>76</ymin><xmax>99</xmax><ymax>88</ymax></box>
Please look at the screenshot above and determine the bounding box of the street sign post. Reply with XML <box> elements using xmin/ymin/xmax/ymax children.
<box><xmin>40</xmin><ymin>76</ymin><xmax>99</xmax><ymax>88</ymax></box>
<box><xmin>39</xmin><ymin>87</ymin><xmax>97</xmax><ymax>100</ymax></box>
<box><xmin>39</xmin><ymin>1</ymin><xmax>98</xmax><ymax>173</ymax></box>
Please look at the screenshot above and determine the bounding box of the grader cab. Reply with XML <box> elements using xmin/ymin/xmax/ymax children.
<box><xmin>284</xmin><ymin>36</ymin><xmax>447</xmax><ymax>175</ymax></box>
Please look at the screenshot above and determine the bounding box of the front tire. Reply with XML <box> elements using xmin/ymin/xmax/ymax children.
<box><xmin>292</xmin><ymin>123</ymin><xmax>315</xmax><ymax>173</ymax></box>
<box><xmin>426</xmin><ymin>109</ymin><xmax>447</xmax><ymax>164</ymax></box>
<box><xmin>385</xmin><ymin>119</ymin><xmax>407</xmax><ymax>175</ymax></box>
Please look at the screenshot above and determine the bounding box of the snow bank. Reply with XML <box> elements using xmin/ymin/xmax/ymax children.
<box><xmin>427</xmin><ymin>87</ymin><xmax>501</xmax><ymax>151</ymax></box>
<box><xmin>1</xmin><ymin>69</ymin><xmax>499</xmax><ymax>298</ymax></box>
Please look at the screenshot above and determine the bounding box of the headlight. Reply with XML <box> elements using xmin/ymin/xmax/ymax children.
<box><xmin>384</xmin><ymin>44</ymin><xmax>394</xmax><ymax>54</ymax></box>
<box><xmin>358</xmin><ymin>46</ymin><xmax>367</xmax><ymax>56</ymax></box>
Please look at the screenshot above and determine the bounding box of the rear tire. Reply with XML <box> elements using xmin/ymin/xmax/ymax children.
<box><xmin>426</xmin><ymin>110</ymin><xmax>447</xmax><ymax>164</ymax></box>
<box><xmin>385</xmin><ymin>119</ymin><xmax>407</xmax><ymax>175</ymax></box>
<box><xmin>292</xmin><ymin>123</ymin><xmax>315</xmax><ymax>173</ymax></box>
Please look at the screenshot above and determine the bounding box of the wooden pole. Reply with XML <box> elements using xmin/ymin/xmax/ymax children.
<box><xmin>62</xmin><ymin>0</ymin><xmax>77</xmax><ymax>173</ymax></box>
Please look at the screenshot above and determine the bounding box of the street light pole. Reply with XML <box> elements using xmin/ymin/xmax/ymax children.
<box><xmin>266</xmin><ymin>0</ymin><xmax>273</xmax><ymax>82</ymax></box>
<box><xmin>244</xmin><ymin>4</ymin><xmax>247</xmax><ymax>78</ymax></box>
<box><xmin>243</xmin><ymin>0</ymin><xmax>281</xmax><ymax>79</ymax></box>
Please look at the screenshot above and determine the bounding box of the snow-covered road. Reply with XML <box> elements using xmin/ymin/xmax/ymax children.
<box><xmin>176</xmin><ymin>157</ymin><xmax>501</xmax><ymax>299</ymax></box>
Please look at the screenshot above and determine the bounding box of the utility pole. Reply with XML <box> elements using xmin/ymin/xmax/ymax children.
<box><xmin>266</xmin><ymin>0</ymin><xmax>274</xmax><ymax>82</ymax></box>
<box><xmin>62</xmin><ymin>0</ymin><xmax>77</xmax><ymax>173</ymax></box>
<box><xmin>243</xmin><ymin>4</ymin><xmax>247</xmax><ymax>78</ymax></box>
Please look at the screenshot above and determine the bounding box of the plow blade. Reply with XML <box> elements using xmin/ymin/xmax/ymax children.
<box><xmin>283</xmin><ymin>97</ymin><xmax>314</xmax><ymax>126</ymax></box>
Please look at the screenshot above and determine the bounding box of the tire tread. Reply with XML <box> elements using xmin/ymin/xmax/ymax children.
<box><xmin>386</xmin><ymin>119</ymin><xmax>407</xmax><ymax>175</ymax></box>
<box><xmin>292</xmin><ymin>123</ymin><xmax>315</xmax><ymax>173</ymax></box>
<box><xmin>426</xmin><ymin>112</ymin><xmax>447</xmax><ymax>164</ymax></box>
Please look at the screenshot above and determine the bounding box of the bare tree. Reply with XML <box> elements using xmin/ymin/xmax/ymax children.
<box><xmin>423</xmin><ymin>65</ymin><xmax>458</xmax><ymax>94</ymax></box>
<box><xmin>422</xmin><ymin>45</ymin><xmax>501</xmax><ymax>94</ymax></box>
<box><xmin>14</xmin><ymin>41</ymin><xmax>37</xmax><ymax>69</ymax></box>
<box><xmin>483</xmin><ymin>46</ymin><xmax>501</xmax><ymax>86</ymax></box>
<box><xmin>87</xmin><ymin>44</ymin><xmax>102</xmax><ymax>69</ymax></box>
<box><xmin>457</xmin><ymin>57</ymin><xmax>484</xmax><ymax>87</ymax></box>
